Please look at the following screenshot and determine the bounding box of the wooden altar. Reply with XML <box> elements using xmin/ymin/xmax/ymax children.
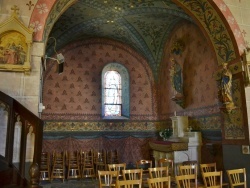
<box><xmin>149</xmin><ymin>116</ymin><xmax>202</xmax><ymax>175</ymax></box>
<box><xmin>149</xmin><ymin>131</ymin><xmax>202</xmax><ymax>175</ymax></box>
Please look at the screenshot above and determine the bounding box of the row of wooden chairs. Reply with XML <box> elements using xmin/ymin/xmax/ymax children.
<box><xmin>176</xmin><ymin>161</ymin><xmax>247</xmax><ymax>188</ymax></box>
<box><xmin>112</xmin><ymin>166</ymin><xmax>246</xmax><ymax>188</ymax></box>
<box><xmin>40</xmin><ymin>149</ymin><xmax>119</xmax><ymax>182</ymax></box>
<box><xmin>98</xmin><ymin>169</ymin><xmax>172</xmax><ymax>188</ymax></box>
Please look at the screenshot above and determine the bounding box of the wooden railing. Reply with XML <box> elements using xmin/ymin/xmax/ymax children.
<box><xmin>0</xmin><ymin>91</ymin><xmax>43</xmax><ymax>187</ymax></box>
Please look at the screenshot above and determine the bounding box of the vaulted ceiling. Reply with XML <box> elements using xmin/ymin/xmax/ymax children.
<box><xmin>46</xmin><ymin>0</ymin><xmax>194</xmax><ymax>75</ymax></box>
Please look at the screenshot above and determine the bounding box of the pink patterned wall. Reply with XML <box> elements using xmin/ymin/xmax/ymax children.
<box><xmin>42</xmin><ymin>38</ymin><xmax>157</xmax><ymax>121</ymax></box>
<box><xmin>158</xmin><ymin>22</ymin><xmax>219</xmax><ymax>119</ymax></box>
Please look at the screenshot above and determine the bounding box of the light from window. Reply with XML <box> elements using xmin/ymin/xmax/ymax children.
<box><xmin>104</xmin><ymin>71</ymin><xmax>122</xmax><ymax>116</ymax></box>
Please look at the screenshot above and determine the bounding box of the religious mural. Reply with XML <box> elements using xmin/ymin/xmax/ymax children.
<box><xmin>0</xmin><ymin>31</ymin><xmax>27</xmax><ymax>65</ymax></box>
<box><xmin>0</xmin><ymin>5</ymin><xmax>32</xmax><ymax>74</ymax></box>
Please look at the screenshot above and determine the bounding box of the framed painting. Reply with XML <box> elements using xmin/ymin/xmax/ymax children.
<box><xmin>0</xmin><ymin>6</ymin><xmax>33</xmax><ymax>75</ymax></box>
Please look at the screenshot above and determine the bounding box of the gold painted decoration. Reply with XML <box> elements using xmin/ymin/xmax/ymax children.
<box><xmin>177</xmin><ymin>0</ymin><xmax>237</xmax><ymax>64</ymax></box>
<box><xmin>0</xmin><ymin>5</ymin><xmax>33</xmax><ymax>75</ymax></box>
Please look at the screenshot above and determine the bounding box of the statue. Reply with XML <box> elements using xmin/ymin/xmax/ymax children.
<box><xmin>170</xmin><ymin>58</ymin><xmax>183</xmax><ymax>95</ymax></box>
<box><xmin>26</xmin><ymin>125</ymin><xmax>35</xmax><ymax>162</ymax></box>
<box><xmin>218</xmin><ymin>63</ymin><xmax>236</xmax><ymax>112</ymax></box>
<box><xmin>170</xmin><ymin>58</ymin><xmax>184</xmax><ymax>107</ymax></box>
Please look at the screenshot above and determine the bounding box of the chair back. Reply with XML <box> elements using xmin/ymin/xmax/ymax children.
<box><xmin>107</xmin><ymin>149</ymin><xmax>119</xmax><ymax>164</ymax></box>
<box><xmin>200</xmin><ymin>163</ymin><xmax>217</xmax><ymax>173</ymax></box>
<box><xmin>40</xmin><ymin>152</ymin><xmax>51</xmax><ymax>181</ymax></box>
<box><xmin>84</xmin><ymin>150</ymin><xmax>94</xmax><ymax>166</ymax></box>
<box><xmin>226</xmin><ymin>168</ymin><xmax>247</xmax><ymax>188</ymax></box>
<box><xmin>98</xmin><ymin>170</ymin><xmax>119</xmax><ymax>187</ymax></box>
<box><xmin>136</xmin><ymin>159</ymin><xmax>152</xmax><ymax>173</ymax></box>
<box><xmin>148</xmin><ymin>167</ymin><xmax>169</xmax><ymax>178</ymax></box>
<box><xmin>158</xmin><ymin>158</ymin><xmax>174</xmax><ymax>176</ymax></box>
<box><xmin>147</xmin><ymin>176</ymin><xmax>171</xmax><ymax>188</ymax></box>
<box><xmin>116</xmin><ymin>179</ymin><xmax>142</xmax><ymax>188</ymax></box>
<box><xmin>123</xmin><ymin>169</ymin><xmax>143</xmax><ymax>180</ymax></box>
<box><xmin>179</xmin><ymin>165</ymin><xmax>197</xmax><ymax>175</ymax></box>
<box><xmin>202</xmin><ymin>171</ymin><xmax>223</xmax><ymax>188</ymax></box>
<box><xmin>94</xmin><ymin>149</ymin><xmax>106</xmax><ymax>164</ymax></box>
<box><xmin>108</xmin><ymin>163</ymin><xmax>126</xmax><ymax>179</ymax></box>
<box><xmin>175</xmin><ymin>174</ymin><xmax>198</xmax><ymax>188</ymax></box>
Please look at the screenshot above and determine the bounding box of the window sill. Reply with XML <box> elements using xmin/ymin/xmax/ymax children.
<box><xmin>102</xmin><ymin>116</ymin><xmax>129</xmax><ymax>120</ymax></box>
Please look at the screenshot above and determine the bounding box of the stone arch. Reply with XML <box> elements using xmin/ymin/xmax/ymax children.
<box><xmin>29</xmin><ymin>0</ymin><xmax>245</xmax><ymax>64</ymax></box>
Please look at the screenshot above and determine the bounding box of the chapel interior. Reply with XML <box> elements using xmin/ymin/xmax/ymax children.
<box><xmin>0</xmin><ymin>0</ymin><xmax>250</xmax><ymax>187</ymax></box>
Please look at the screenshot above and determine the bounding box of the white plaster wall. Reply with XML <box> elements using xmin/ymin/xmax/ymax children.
<box><xmin>224</xmin><ymin>0</ymin><xmax>250</xmax><ymax>135</ymax></box>
<box><xmin>0</xmin><ymin>0</ymin><xmax>43</xmax><ymax>116</ymax></box>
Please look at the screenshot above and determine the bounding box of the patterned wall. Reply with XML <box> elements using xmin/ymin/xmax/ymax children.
<box><xmin>158</xmin><ymin>21</ymin><xmax>220</xmax><ymax>124</ymax></box>
<box><xmin>42</xmin><ymin>38</ymin><xmax>157</xmax><ymax>121</ymax></box>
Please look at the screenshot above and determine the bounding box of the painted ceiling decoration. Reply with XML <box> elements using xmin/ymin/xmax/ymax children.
<box><xmin>43</xmin><ymin>0</ymin><xmax>238</xmax><ymax>79</ymax></box>
<box><xmin>176</xmin><ymin>0</ymin><xmax>237</xmax><ymax>64</ymax></box>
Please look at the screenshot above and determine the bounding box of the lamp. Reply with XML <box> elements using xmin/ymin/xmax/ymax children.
<box><xmin>42</xmin><ymin>37</ymin><xmax>65</xmax><ymax>74</ymax></box>
<box><xmin>42</xmin><ymin>53</ymin><xmax>65</xmax><ymax>74</ymax></box>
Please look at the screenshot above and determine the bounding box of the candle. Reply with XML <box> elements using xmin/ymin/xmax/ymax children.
<box><xmin>174</xmin><ymin>111</ymin><xmax>176</xmax><ymax>116</ymax></box>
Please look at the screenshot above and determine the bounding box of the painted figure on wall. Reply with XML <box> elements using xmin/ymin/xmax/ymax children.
<box><xmin>170</xmin><ymin>58</ymin><xmax>183</xmax><ymax>96</ymax></box>
<box><xmin>26</xmin><ymin>125</ymin><xmax>35</xmax><ymax>162</ymax></box>
<box><xmin>0</xmin><ymin>31</ymin><xmax>27</xmax><ymax>65</ymax></box>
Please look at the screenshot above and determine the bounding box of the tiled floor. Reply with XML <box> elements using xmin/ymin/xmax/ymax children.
<box><xmin>40</xmin><ymin>179</ymin><xmax>99</xmax><ymax>188</ymax></box>
<box><xmin>39</xmin><ymin>179</ymin><xmax>176</xmax><ymax>188</ymax></box>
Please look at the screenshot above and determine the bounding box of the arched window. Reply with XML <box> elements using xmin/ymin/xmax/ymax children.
<box><xmin>102</xmin><ymin>63</ymin><xmax>129</xmax><ymax>119</ymax></box>
<box><xmin>104</xmin><ymin>71</ymin><xmax>122</xmax><ymax>116</ymax></box>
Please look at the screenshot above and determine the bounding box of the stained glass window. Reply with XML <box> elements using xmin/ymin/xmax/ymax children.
<box><xmin>104</xmin><ymin>71</ymin><xmax>122</xmax><ymax>116</ymax></box>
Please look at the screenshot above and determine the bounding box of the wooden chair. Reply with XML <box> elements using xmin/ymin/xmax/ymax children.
<box><xmin>107</xmin><ymin>149</ymin><xmax>119</xmax><ymax>164</ymax></box>
<box><xmin>200</xmin><ymin>163</ymin><xmax>228</xmax><ymax>187</ymax></box>
<box><xmin>147</xmin><ymin>176</ymin><xmax>171</xmax><ymax>188</ymax></box>
<box><xmin>108</xmin><ymin>163</ymin><xmax>126</xmax><ymax>179</ymax></box>
<box><xmin>40</xmin><ymin>152</ymin><xmax>51</xmax><ymax>181</ymax></box>
<box><xmin>181</xmin><ymin>161</ymin><xmax>198</xmax><ymax>174</ymax></box>
<box><xmin>80</xmin><ymin>149</ymin><xmax>95</xmax><ymax>179</ymax></box>
<box><xmin>98</xmin><ymin>170</ymin><xmax>119</xmax><ymax>188</ymax></box>
<box><xmin>202</xmin><ymin>171</ymin><xmax>223</xmax><ymax>188</ymax></box>
<box><xmin>175</xmin><ymin>174</ymin><xmax>198</xmax><ymax>188</ymax></box>
<box><xmin>179</xmin><ymin>165</ymin><xmax>205</xmax><ymax>188</ymax></box>
<box><xmin>50</xmin><ymin>151</ymin><xmax>66</xmax><ymax>182</ymax></box>
<box><xmin>200</xmin><ymin>163</ymin><xmax>217</xmax><ymax>173</ymax></box>
<box><xmin>136</xmin><ymin>159</ymin><xmax>153</xmax><ymax>186</ymax></box>
<box><xmin>158</xmin><ymin>158</ymin><xmax>174</xmax><ymax>176</ymax></box>
<box><xmin>122</xmin><ymin>169</ymin><xmax>143</xmax><ymax>180</ymax></box>
<box><xmin>226</xmin><ymin>168</ymin><xmax>247</xmax><ymax>188</ymax></box>
<box><xmin>116</xmin><ymin>179</ymin><xmax>142</xmax><ymax>188</ymax></box>
<box><xmin>136</xmin><ymin>159</ymin><xmax>152</xmax><ymax>174</ymax></box>
<box><xmin>94</xmin><ymin>149</ymin><xmax>106</xmax><ymax>176</ymax></box>
<box><xmin>179</xmin><ymin>165</ymin><xmax>197</xmax><ymax>175</ymax></box>
<box><xmin>158</xmin><ymin>158</ymin><xmax>175</xmax><ymax>184</ymax></box>
<box><xmin>148</xmin><ymin>166</ymin><xmax>169</xmax><ymax>178</ymax></box>
<box><xmin>66</xmin><ymin>150</ymin><xmax>81</xmax><ymax>180</ymax></box>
